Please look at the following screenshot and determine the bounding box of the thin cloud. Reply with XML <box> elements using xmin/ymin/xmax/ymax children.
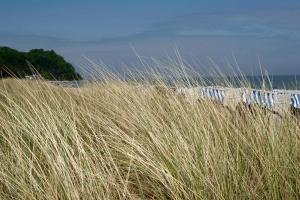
<box><xmin>134</xmin><ymin>10</ymin><xmax>300</xmax><ymax>41</ymax></box>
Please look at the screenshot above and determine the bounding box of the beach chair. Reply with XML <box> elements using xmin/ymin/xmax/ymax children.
<box><xmin>201</xmin><ymin>87</ymin><xmax>225</xmax><ymax>103</ymax></box>
<box><xmin>264</xmin><ymin>92</ymin><xmax>275</xmax><ymax>108</ymax></box>
<box><xmin>177</xmin><ymin>87</ymin><xmax>189</xmax><ymax>95</ymax></box>
<box><xmin>290</xmin><ymin>93</ymin><xmax>300</xmax><ymax>116</ymax></box>
<box><xmin>291</xmin><ymin>93</ymin><xmax>300</xmax><ymax>108</ymax></box>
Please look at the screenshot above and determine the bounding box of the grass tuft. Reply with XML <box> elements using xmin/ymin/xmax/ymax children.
<box><xmin>0</xmin><ymin>77</ymin><xmax>300</xmax><ymax>199</ymax></box>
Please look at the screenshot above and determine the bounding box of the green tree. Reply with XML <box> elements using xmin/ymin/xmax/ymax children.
<box><xmin>0</xmin><ymin>47</ymin><xmax>82</xmax><ymax>80</ymax></box>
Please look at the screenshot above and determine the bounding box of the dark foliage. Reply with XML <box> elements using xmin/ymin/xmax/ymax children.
<box><xmin>0</xmin><ymin>47</ymin><xmax>82</xmax><ymax>80</ymax></box>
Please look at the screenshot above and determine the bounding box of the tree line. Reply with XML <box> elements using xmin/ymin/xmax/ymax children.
<box><xmin>0</xmin><ymin>46</ymin><xmax>82</xmax><ymax>80</ymax></box>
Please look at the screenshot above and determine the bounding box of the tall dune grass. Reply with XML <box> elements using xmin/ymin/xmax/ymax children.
<box><xmin>0</xmin><ymin>77</ymin><xmax>300</xmax><ymax>199</ymax></box>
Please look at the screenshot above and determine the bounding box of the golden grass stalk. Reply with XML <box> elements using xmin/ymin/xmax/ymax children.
<box><xmin>0</xmin><ymin>77</ymin><xmax>299</xmax><ymax>199</ymax></box>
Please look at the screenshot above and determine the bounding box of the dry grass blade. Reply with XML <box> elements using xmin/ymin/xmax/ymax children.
<box><xmin>0</xmin><ymin>77</ymin><xmax>300</xmax><ymax>199</ymax></box>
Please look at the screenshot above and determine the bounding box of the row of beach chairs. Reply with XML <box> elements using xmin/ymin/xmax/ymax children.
<box><xmin>177</xmin><ymin>86</ymin><xmax>300</xmax><ymax>114</ymax></box>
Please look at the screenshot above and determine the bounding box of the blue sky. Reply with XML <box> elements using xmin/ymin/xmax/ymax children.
<box><xmin>1</xmin><ymin>0</ymin><xmax>300</xmax><ymax>75</ymax></box>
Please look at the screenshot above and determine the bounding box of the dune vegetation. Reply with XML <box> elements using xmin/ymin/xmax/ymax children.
<box><xmin>0</xmin><ymin>76</ymin><xmax>300</xmax><ymax>199</ymax></box>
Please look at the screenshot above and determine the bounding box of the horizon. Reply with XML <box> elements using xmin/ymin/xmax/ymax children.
<box><xmin>1</xmin><ymin>0</ymin><xmax>300</xmax><ymax>75</ymax></box>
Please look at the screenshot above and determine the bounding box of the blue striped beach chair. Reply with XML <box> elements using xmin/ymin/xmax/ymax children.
<box><xmin>202</xmin><ymin>87</ymin><xmax>209</xmax><ymax>99</ymax></box>
<box><xmin>209</xmin><ymin>88</ymin><xmax>214</xmax><ymax>99</ymax></box>
<box><xmin>291</xmin><ymin>93</ymin><xmax>300</xmax><ymax>108</ymax></box>
<box><xmin>218</xmin><ymin>89</ymin><xmax>225</xmax><ymax>103</ymax></box>
<box><xmin>201</xmin><ymin>87</ymin><xmax>225</xmax><ymax>103</ymax></box>
<box><xmin>263</xmin><ymin>91</ymin><xmax>276</xmax><ymax>108</ymax></box>
<box><xmin>243</xmin><ymin>89</ymin><xmax>277</xmax><ymax>108</ymax></box>
<box><xmin>242</xmin><ymin>91</ymin><xmax>251</xmax><ymax>105</ymax></box>
<box><xmin>200</xmin><ymin>87</ymin><xmax>225</xmax><ymax>102</ymax></box>
<box><xmin>252</xmin><ymin>90</ymin><xmax>262</xmax><ymax>105</ymax></box>
<box><xmin>177</xmin><ymin>87</ymin><xmax>189</xmax><ymax>95</ymax></box>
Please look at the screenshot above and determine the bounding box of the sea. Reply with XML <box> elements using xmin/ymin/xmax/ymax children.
<box><xmin>60</xmin><ymin>75</ymin><xmax>300</xmax><ymax>91</ymax></box>
<box><xmin>221</xmin><ymin>75</ymin><xmax>300</xmax><ymax>90</ymax></box>
<box><xmin>186</xmin><ymin>75</ymin><xmax>300</xmax><ymax>90</ymax></box>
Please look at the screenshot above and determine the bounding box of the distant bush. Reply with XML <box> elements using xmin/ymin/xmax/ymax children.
<box><xmin>0</xmin><ymin>46</ymin><xmax>82</xmax><ymax>80</ymax></box>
